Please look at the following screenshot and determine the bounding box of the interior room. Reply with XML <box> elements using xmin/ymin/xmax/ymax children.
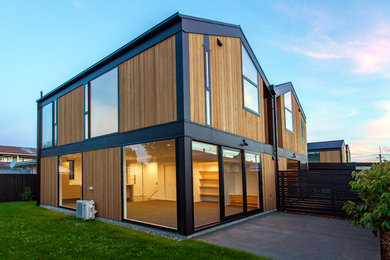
<box><xmin>223</xmin><ymin>148</ymin><xmax>244</xmax><ymax>217</ymax></box>
<box><xmin>59</xmin><ymin>153</ymin><xmax>82</xmax><ymax>209</ymax></box>
<box><xmin>192</xmin><ymin>141</ymin><xmax>220</xmax><ymax>228</ymax></box>
<box><xmin>123</xmin><ymin>139</ymin><xmax>177</xmax><ymax>229</ymax></box>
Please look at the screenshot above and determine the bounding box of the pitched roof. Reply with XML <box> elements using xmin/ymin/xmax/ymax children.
<box><xmin>274</xmin><ymin>82</ymin><xmax>306</xmax><ymax>120</ymax></box>
<box><xmin>37</xmin><ymin>12</ymin><xmax>271</xmax><ymax>104</ymax></box>
<box><xmin>307</xmin><ymin>140</ymin><xmax>345</xmax><ymax>150</ymax></box>
<box><xmin>0</xmin><ymin>145</ymin><xmax>36</xmax><ymax>156</ymax></box>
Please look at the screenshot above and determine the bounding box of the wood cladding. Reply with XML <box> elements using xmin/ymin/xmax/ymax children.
<box><xmin>277</xmin><ymin>93</ymin><xmax>307</xmax><ymax>155</ymax></box>
<box><xmin>40</xmin><ymin>156</ymin><xmax>58</xmax><ymax>207</ymax></box>
<box><xmin>320</xmin><ymin>150</ymin><xmax>341</xmax><ymax>163</ymax></box>
<box><xmin>82</xmin><ymin>147</ymin><xmax>121</xmax><ymax>220</ymax></box>
<box><xmin>119</xmin><ymin>36</ymin><xmax>177</xmax><ymax>132</ymax></box>
<box><xmin>189</xmin><ymin>33</ymin><xmax>206</xmax><ymax>125</ymax></box>
<box><xmin>57</xmin><ymin>86</ymin><xmax>84</xmax><ymax>146</ymax></box>
<box><xmin>278</xmin><ymin>157</ymin><xmax>288</xmax><ymax>171</ymax></box>
<box><xmin>188</xmin><ymin>34</ymin><xmax>267</xmax><ymax>143</ymax></box>
<box><xmin>262</xmin><ymin>153</ymin><xmax>276</xmax><ymax>211</ymax></box>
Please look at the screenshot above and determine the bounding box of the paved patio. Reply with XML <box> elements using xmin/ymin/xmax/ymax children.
<box><xmin>195</xmin><ymin>212</ymin><xmax>380</xmax><ymax>260</ymax></box>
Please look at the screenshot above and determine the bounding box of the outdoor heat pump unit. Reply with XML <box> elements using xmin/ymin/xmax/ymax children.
<box><xmin>76</xmin><ymin>200</ymin><xmax>97</xmax><ymax>220</ymax></box>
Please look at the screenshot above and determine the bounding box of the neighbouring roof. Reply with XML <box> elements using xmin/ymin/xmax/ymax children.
<box><xmin>37</xmin><ymin>12</ymin><xmax>271</xmax><ymax>104</ymax></box>
<box><xmin>0</xmin><ymin>145</ymin><xmax>37</xmax><ymax>156</ymax></box>
<box><xmin>274</xmin><ymin>82</ymin><xmax>306</xmax><ymax>120</ymax></box>
<box><xmin>308</xmin><ymin>140</ymin><xmax>345</xmax><ymax>151</ymax></box>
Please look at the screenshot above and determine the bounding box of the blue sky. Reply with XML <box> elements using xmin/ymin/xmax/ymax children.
<box><xmin>0</xmin><ymin>0</ymin><xmax>389</xmax><ymax>161</ymax></box>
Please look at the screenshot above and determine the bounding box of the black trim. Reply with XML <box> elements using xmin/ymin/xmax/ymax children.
<box><xmin>241</xmin><ymin>150</ymin><xmax>247</xmax><ymax>213</ymax></box>
<box><xmin>176</xmin><ymin>136</ymin><xmax>194</xmax><ymax>235</ymax></box>
<box><xmin>36</xmin><ymin>104</ymin><xmax>42</xmax><ymax>206</ymax></box>
<box><xmin>175</xmin><ymin>32</ymin><xmax>191</xmax><ymax>122</ymax></box>
<box><xmin>203</xmin><ymin>35</ymin><xmax>212</xmax><ymax>126</ymax></box>
<box><xmin>218</xmin><ymin>145</ymin><xmax>225</xmax><ymax>220</ymax></box>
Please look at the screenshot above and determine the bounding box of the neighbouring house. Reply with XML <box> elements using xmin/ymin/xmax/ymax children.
<box><xmin>0</xmin><ymin>145</ymin><xmax>37</xmax><ymax>173</ymax></box>
<box><xmin>37</xmin><ymin>13</ymin><xmax>307</xmax><ymax>236</ymax></box>
<box><xmin>308</xmin><ymin>140</ymin><xmax>351</xmax><ymax>163</ymax></box>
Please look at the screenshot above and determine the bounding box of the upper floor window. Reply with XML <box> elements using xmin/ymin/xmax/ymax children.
<box><xmin>42</xmin><ymin>101</ymin><xmax>56</xmax><ymax>148</ymax></box>
<box><xmin>241</xmin><ymin>45</ymin><xmax>259</xmax><ymax>115</ymax></box>
<box><xmin>89</xmin><ymin>67</ymin><xmax>118</xmax><ymax>138</ymax></box>
<box><xmin>284</xmin><ymin>91</ymin><xmax>293</xmax><ymax>132</ymax></box>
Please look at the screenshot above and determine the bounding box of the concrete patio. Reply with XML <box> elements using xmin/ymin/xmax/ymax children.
<box><xmin>195</xmin><ymin>212</ymin><xmax>380</xmax><ymax>260</ymax></box>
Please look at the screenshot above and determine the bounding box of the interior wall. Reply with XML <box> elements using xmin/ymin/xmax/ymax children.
<box><xmin>193</xmin><ymin>162</ymin><xmax>219</xmax><ymax>203</ymax></box>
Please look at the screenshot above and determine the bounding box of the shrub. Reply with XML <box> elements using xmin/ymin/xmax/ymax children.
<box><xmin>21</xmin><ymin>186</ymin><xmax>34</xmax><ymax>201</ymax></box>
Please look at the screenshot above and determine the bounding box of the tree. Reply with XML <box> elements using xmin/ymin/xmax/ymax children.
<box><xmin>343</xmin><ymin>161</ymin><xmax>390</xmax><ymax>259</ymax></box>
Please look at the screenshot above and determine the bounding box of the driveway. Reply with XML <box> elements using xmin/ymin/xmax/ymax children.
<box><xmin>195</xmin><ymin>212</ymin><xmax>380</xmax><ymax>260</ymax></box>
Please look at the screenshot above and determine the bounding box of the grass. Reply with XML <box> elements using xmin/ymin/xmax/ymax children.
<box><xmin>0</xmin><ymin>201</ymin><xmax>268</xmax><ymax>259</ymax></box>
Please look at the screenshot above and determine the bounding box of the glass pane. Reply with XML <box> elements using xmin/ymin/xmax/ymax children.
<box><xmin>308</xmin><ymin>152</ymin><xmax>320</xmax><ymax>162</ymax></box>
<box><xmin>284</xmin><ymin>91</ymin><xmax>292</xmax><ymax>110</ymax></box>
<box><xmin>84</xmin><ymin>114</ymin><xmax>89</xmax><ymax>139</ymax></box>
<box><xmin>59</xmin><ymin>153</ymin><xmax>82</xmax><ymax>209</ymax></box>
<box><xmin>84</xmin><ymin>84</ymin><xmax>89</xmax><ymax>113</ymax></box>
<box><xmin>206</xmin><ymin>90</ymin><xmax>211</xmax><ymax>126</ymax></box>
<box><xmin>241</xmin><ymin>45</ymin><xmax>258</xmax><ymax>84</ymax></box>
<box><xmin>223</xmin><ymin>148</ymin><xmax>243</xmax><ymax>217</ymax></box>
<box><xmin>245</xmin><ymin>152</ymin><xmax>261</xmax><ymax>210</ymax></box>
<box><xmin>243</xmin><ymin>79</ymin><xmax>259</xmax><ymax>114</ymax></box>
<box><xmin>42</xmin><ymin>103</ymin><xmax>53</xmax><ymax>148</ymax></box>
<box><xmin>205</xmin><ymin>51</ymin><xmax>210</xmax><ymax>88</ymax></box>
<box><xmin>123</xmin><ymin>139</ymin><xmax>177</xmax><ymax>229</ymax></box>
<box><xmin>285</xmin><ymin>110</ymin><xmax>293</xmax><ymax>132</ymax></box>
<box><xmin>192</xmin><ymin>141</ymin><xmax>220</xmax><ymax>228</ymax></box>
<box><xmin>90</xmin><ymin>67</ymin><xmax>118</xmax><ymax>138</ymax></box>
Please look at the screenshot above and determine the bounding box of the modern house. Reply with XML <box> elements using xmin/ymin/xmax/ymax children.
<box><xmin>37</xmin><ymin>13</ymin><xmax>307</xmax><ymax>235</ymax></box>
<box><xmin>308</xmin><ymin>140</ymin><xmax>351</xmax><ymax>163</ymax></box>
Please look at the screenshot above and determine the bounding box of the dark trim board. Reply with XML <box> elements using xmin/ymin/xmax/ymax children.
<box><xmin>278</xmin><ymin>147</ymin><xmax>308</xmax><ymax>163</ymax></box>
<box><xmin>275</xmin><ymin>82</ymin><xmax>306</xmax><ymax>120</ymax></box>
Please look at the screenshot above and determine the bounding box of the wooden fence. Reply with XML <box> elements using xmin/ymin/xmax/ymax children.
<box><xmin>278</xmin><ymin>163</ymin><xmax>372</xmax><ymax>216</ymax></box>
<box><xmin>0</xmin><ymin>174</ymin><xmax>38</xmax><ymax>202</ymax></box>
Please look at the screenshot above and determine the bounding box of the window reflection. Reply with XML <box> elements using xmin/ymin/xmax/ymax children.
<box><xmin>42</xmin><ymin>103</ymin><xmax>53</xmax><ymax>148</ymax></box>
<box><xmin>90</xmin><ymin>68</ymin><xmax>118</xmax><ymax>138</ymax></box>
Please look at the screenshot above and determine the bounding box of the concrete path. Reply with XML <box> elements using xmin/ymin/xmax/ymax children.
<box><xmin>195</xmin><ymin>212</ymin><xmax>380</xmax><ymax>260</ymax></box>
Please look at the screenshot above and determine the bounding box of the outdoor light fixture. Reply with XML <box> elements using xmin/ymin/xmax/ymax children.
<box><xmin>293</xmin><ymin>153</ymin><xmax>297</xmax><ymax>158</ymax></box>
<box><xmin>241</xmin><ymin>139</ymin><xmax>249</xmax><ymax>146</ymax></box>
<box><xmin>217</xmin><ymin>38</ymin><xmax>223</xmax><ymax>46</ymax></box>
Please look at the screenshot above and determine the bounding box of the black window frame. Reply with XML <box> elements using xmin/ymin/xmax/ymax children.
<box><xmin>204</xmin><ymin>37</ymin><xmax>212</xmax><ymax>127</ymax></box>
<box><xmin>241</xmin><ymin>45</ymin><xmax>260</xmax><ymax>116</ymax></box>
<box><xmin>41</xmin><ymin>101</ymin><xmax>57</xmax><ymax>149</ymax></box>
<box><xmin>84</xmin><ymin>67</ymin><xmax>119</xmax><ymax>140</ymax></box>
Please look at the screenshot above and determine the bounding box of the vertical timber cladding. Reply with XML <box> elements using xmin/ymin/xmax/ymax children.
<box><xmin>320</xmin><ymin>150</ymin><xmax>342</xmax><ymax>163</ymax></box>
<box><xmin>188</xmin><ymin>34</ymin><xmax>267</xmax><ymax>143</ymax></box>
<box><xmin>277</xmin><ymin>94</ymin><xmax>306</xmax><ymax>155</ymax></box>
<box><xmin>119</xmin><ymin>36</ymin><xmax>177</xmax><ymax>132</ymax></box>
<box><xmin>57</xmin><ymin>86</ymin><xmax>84</xmax><ymax>146</ymax></box>
<box><xmin>262</xmin><ymin>153</ymin><xmax>276</xmax><ymax>211</ymax></box>
<box><xmin>83</xmin><ymin>147</ymin><xmax>121</xmax><ymax>220</ymax></box>
<box><xmin>188</xmin><ymin>33</ymin><xmax>206</xmax><ymax>125</ymax></box>
<box><xmin>40</xmin><ymin>156</ymin><xmax>58</xmax><ymax>207</ymax></box>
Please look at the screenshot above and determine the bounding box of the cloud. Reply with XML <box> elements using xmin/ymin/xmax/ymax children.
<box><xmin>349</xmin><ymin>100</ymin><xmax>390</xmax><ymax>161</ymax></box>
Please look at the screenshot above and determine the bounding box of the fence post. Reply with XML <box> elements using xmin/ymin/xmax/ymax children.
<box><xmin>331</xmin><ymin>181</ymin><xmax>335</xmax><ymax>215</ymax></box>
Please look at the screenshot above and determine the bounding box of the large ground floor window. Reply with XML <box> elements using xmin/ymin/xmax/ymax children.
<box><xmin>192</xmin><ymin>141</ymin><xmax>220</xmax><ymax>228</ymax></box>
<box><xmin>123</xmin><ymin>139</ymin><xmax>177</xmax><ymax>229</ymax></box>
<box><xmin>192</xmin><ymin>140</ymin><xmax>263</xmax><ymax>229</ymax></box>
<box><xmin>59</xmin><ymin>153</ymin><xmax>82</xmax><ymax>209</ymax></box>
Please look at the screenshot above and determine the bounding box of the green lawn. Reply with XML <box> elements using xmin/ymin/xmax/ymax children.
<box><xmin>0</xmin><ymin>202</ymin><xmax>268</xmax><ymax>259</ymax></box>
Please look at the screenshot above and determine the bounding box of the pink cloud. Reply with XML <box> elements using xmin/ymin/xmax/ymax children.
<box><xmin>289</xmin><ymin>24</ymin><xmax>390</xmax><ymax>76</ymax></box>
<box><xmin>349</xmin><ymin>101</ymin><xmax>390</xmax><ymax>162</ymax></box>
